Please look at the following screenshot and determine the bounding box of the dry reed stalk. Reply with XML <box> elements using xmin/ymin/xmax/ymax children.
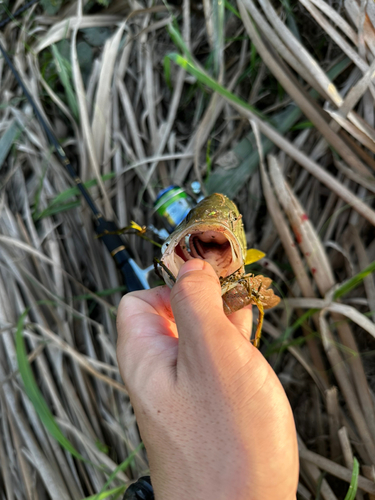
<box><xmin>2</xmin><ymin>0</ymin><xmax>375</xmax><ymax>498</ymax></box>
<box><xmin>299</xmin><ymin>446</ymin><xmax>375</xmax><ymax>494</ymax></box>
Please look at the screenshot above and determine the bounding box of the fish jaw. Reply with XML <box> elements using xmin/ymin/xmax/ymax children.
<box><xmin>160</xmin><ymin>221</ymin><xmax>245</xmax><ymax>287</ymax></box>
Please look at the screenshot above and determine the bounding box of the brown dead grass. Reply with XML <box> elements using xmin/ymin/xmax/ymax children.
<box><xmin>0</xmin><ymin>0</ymin><xmax>375</xmax><ymax>498</ymax></box>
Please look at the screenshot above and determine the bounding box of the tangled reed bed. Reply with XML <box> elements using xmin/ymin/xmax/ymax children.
<box><xmin>0</xmin><ymin>0</ymin><xmax>375</xmax><ymax>498</ymax></box>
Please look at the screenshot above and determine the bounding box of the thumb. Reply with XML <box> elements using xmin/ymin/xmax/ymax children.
<box><xmin>170</xmin><ymin>259</ymin><xmax>233</xmax><ymax>358</ymax></box>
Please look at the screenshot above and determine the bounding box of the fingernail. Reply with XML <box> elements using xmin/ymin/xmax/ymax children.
<box><xmin>177</xmin><ymin>259</ymin><xmax>205</xmax><ymax>279</ymax></box>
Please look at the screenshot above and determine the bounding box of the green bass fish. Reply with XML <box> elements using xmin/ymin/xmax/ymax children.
<box><xmin>158</xmin><ymin>193</ymin><xmax>280</xmax><ymax>347</ymax></box>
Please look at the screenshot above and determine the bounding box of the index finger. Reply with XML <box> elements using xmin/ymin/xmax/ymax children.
<box><xmin>116</xmin><ymin>286</ymin><xmax>178</xmax><ymax>389</ymax></box>
<box><xmin>118</xmin><ymin>285</ymin><xmax>173</xmax><ymax>322</ymax></box>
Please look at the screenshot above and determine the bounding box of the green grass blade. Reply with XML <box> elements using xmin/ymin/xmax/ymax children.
<box><xmin>51</xmin><ymin>44</ymin><xmax>79</xmax><ymax>121</ymax></box>
<box><xmin>82</xmin><ymin>485</ymin><xmax>126</xmax><ymax>500</ymax></box>
<box><xmin>167</xmin><ymin>24</ymin><xmax>193</xmax><ymax>62</ymax></box>
<box><xmin>0</xmin><ymin>120</ymin><xmax>22</xmax><ymax>169</ymax></box>
<box><xmin>264</xmin><ymin>308</ymin><xmax>318</xmax><ymax>357</ymax></box>
<box><xmin>334</xmin><ymin>261</ymin><xmax>375</xmax><ymax>300</ymax></box>
<box><xmin>212</xmin><ymin>0</ymin><xmax>225</xmax><ymax>77</ymax></box>
<box><xmin>167</xmin><ymin>53</ymin><xmax>264</xmax><ymax>118</ymax></box>
<box><xmin>41</xmin><ymin>0</ymin><xmax>63</xmax><ymax>15</ymax></box>
<box><xmin>16</xmin><ymin>311</ymin><xmax>85</xmax><ymax>461</ymax></box>
<box><xmin>224</xmin><ymin>0</ymin><xmax>241</xmax><ymax>18</ymax></box>
<box><xmin>34</xmin><ymin>172</ymin><xmax>116</xmax><ymax>220</ymax></box>
<box><xmin>291</xmin><ymin>120</ymin><xmax>314</xmax><ymax>130</ymax></box>
<box><xmin>93</xmin><ymin>443</ymin><xmax>144</xmax><ymax>500</ymax></box>
<box><xmin>35</xmin><ymin>200</ymin><xmax>82</xmax><ymax>220</ymax></box>
<box><xmin>315</xmin><ymin>471</ymin><xmax>326</xmax><ymax>500</ymax></box>
<box><xmin>284</xmin><ymin>308</ymin><xmax>318</xmax><ymax>339</ymax></box>
<box><xmin>51</xmin><ymin>172</ymin><xmax>116</xmax><ymax>205</ymax></box>
<box><xmin>343</xmin><ymin>458</ymin><xmax>359</xmax><ymax>500</ymax></box>
<box><xmin>281</xmin><ymin>0</ymin><xmax>301</xmax><ymax>42</ymax></box>
<box><xmin>250</xmin><ymin>42</ymin><xmax>258</xmax><ymax>75</ymax></box>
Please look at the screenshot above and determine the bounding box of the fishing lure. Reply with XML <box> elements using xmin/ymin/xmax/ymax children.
<box><xmin>156</xmin><ymin>193</ymin><xmax>280</xmax><ymax>348</ymax></box>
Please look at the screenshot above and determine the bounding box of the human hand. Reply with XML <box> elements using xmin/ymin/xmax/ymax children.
<box><xmin>117</xmin><ymin>259</ymin><xmax>299</xmax><ymax>500</ymax></box>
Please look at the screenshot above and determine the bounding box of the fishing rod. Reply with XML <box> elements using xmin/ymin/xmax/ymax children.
<box><xmin>0</xmin><ymin>2</ymin><xmax>153</xmax><ymax>291</ymax></box>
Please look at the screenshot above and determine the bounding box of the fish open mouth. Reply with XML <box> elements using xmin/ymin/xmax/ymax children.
<box><xmin>175</xmin><ymin>231</ymin><xmax>233</xmax><ymax>278</ymax></box>
<box><xmin>161</xmin><ymin>224</ymin><xmax>243</xmax><ymax>284</ymax></box>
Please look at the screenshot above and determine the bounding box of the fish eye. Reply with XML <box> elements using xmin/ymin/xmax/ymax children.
<box><xmin>161</xmin><ymin>241</ymin><xmax>170</xmax><ymax>253</ymax></box>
